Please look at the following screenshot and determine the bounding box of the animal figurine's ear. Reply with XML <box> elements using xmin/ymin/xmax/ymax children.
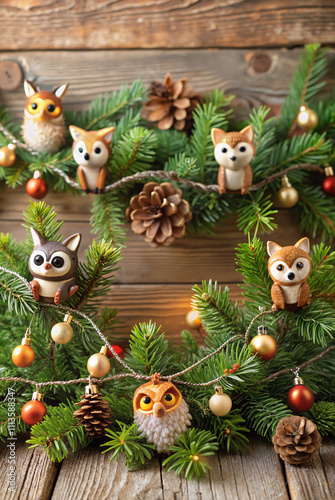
<box><xmin>53</xmin><ymin>83</ymin><xmax>69</xmax><ymax>100</ymax></box>
<box><xmin>69</xmin><ymin>125</ymin><xmax>86</xmax><ymax>141</ymax></box>
<box><xmin>294</xmin><ymin>237</ymin><xmax>310</xmax><ymax>254</ymax></box>
<box><xmin>63</xmin><ymin>233</ymin><xmax>81</xmax><ymax>252</ymax></box>
<box><xmin>211</xmin><ymin>128</ymin><xmax>226</xmax><ymax>146</ymax></box>
<box><xmin>98</xmin><ymin>126</ymin><xmax>115</xmax><ymax>144</ymax></box>
<box><xmin>24</xmin><ymin>80</ymin><xmax>39</xmax><ymax>98</ymax></box>
<box><xmin>267</xmin><ymin>241</ymin><xmax>282</xmax><ymax>256</ymax></box>
<box><xmin>30</xmin><ymin>228</ymin><xmax>46</xmax><ymax>247</ymax></box>
<box><xmin>240</xmin><ymin>125</ymin><xmax>254</xmax><ymax>143</ymax></box>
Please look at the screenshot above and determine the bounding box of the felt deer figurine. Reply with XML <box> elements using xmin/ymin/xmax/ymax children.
<box><xmin>69</xmin><ymin>126</ymin><xmax>115</xmax><ymax>194</ymax></box>
<box><xmin>211</xmin><ymin>125</ymin><xmax>255</xmax><ymax>195</ymax></box>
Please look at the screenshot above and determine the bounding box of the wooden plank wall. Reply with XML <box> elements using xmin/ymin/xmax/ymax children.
<box><xmin>0</xmin><ymin>1</ymin><xmax>334</xmax><ymax>343</ymax></box>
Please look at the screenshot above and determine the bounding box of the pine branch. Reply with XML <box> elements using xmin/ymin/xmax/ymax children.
<box><xmin>90</xmin><ymin>192</ymin><xmax>126</xmax><ymax>247</ymax></box>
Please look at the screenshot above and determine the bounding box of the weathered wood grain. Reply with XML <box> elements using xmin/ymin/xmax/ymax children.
<box><xmin>0</xmin><ymin>433</ymin><xmax>59</xmax><ymax>500</ymax></box>
<box><xmin>0</xmin><ymin>1</ymin><xmax>334</xmax><ymax>50</ymax></box>
<box><xmin>285</xmin><ymin>438</ymin><xmax>335</xmax><ymax>500</ymax></box>
<box><xmin>1</xmin><ymin>48</ymin><xmax>334</xmax><ymax>121</ymax></box>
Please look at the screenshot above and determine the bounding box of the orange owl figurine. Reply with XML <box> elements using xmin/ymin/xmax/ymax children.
<box><xmin>22</xmin><ymin>80</ymin><xmax>68</xmax><ymax>154</ymax></box>
<box><xmin>211</xmin><ymin>125</ymin><xmax>255</xmax><ymax>195</ymax></box>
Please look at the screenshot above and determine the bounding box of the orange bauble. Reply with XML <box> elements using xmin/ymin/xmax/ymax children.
<box><xmin>21</xmin><ymin>400</ymin><xmax>47</xmax><ymax>426</ymax></box>
<box><xmin>26</xmin><ymin>172</ymin><xmax>48</xmax><ymax>199</ymax></box>
<box><xmin>11</xmin><ymin>344</ymin><xmax>35</xmax><ymax>367</ymax></box>
<box><xmin>250</xmin><ymin>327</ymin><xmax>277</xmax><ymax>361</ymax></box>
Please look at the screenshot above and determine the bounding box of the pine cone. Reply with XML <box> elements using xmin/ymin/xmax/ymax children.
<box><xmin>273</xmin><ymin>416</ymin><xmax>321</xmax><ymax>465</ymax></box>
<box><xmin>126</xmin><ymin>181</ymin><xmax>192</xmax><ymax>247</ymax></box>
<box><xmin>74</xmin><ymin>393</ymin><xmax>112</xmax><ymax>438</ymax></box>
<box><xmin>142</xmin><ymin>73</ymin><xmax>201</xmax><ymax>132</ymax></box>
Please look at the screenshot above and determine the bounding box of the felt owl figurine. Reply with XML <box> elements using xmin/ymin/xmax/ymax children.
<box><xmin>29</xmin><ymin>228</ymin><xmax>81</xmax><ymax>305</ymax></box>
<box><xmin>22</xmin><ymin>80</ymin><xmax>68</xmax><ymax>154</ymax></box>
<box><xmin>211</xmin><ymin>125</ymin><xmax>255</xmax><ymax>194</ymax></box>
<box><xmin>133</xmin><ymin>380</ymin><xmax>192</xmax><ymax>453</ymax></box>
<box><xmin>69</xmin><ymin>125</ymin><xmax>115</xmax><ymax>194</ymax></box>
<box><xmin>267</xmin><ymin>237</ymin><xmax>311</xmax><ymax>311</ymax></box>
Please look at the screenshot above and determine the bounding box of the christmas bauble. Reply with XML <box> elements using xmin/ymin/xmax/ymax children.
<box><xmin>26</xmin><ymin>172</ymin><xmax>48</xmax><ymax>199</ymax></box>
<box><xmin>87</xmin><ymin>349</ymin><xmax>110</xmax><ymax>378</ymax></box>
<box><xmin>21</xmin><ymin>400</ymin><xmax>47</xmax><ymax>426</ymax></box>
<box><xmin>106</xmin><ymin>345</ymin><xmax>125</xmax><ymax>359</ymax></box>
<box><xmin>296</xmin><ymin>105</ymin><xmax>318</xmax><ymax>131</ymax></box>
<box><xmin>277</xmin><ymin>185</ymin><xmax>299</xmax><ymax>208</ymax></box>
<box><xmin>0</xmin><ymin>144</ymin><xmax>16</xmax><ymax>167</ymax></box>
<box><xmin>51</xmin><ymin>322</ymin><xmax>73</xmax><ymax>344</ymax></box>
<box><xmin>11</xmin><ymin>344</ymin><xmax>35</xmax><ymax>367</ymax></box>
<box><xmin>186</xmin><ymin>310</ymin><xmax>201</xmax><ymax>329</ymax></box>
<box><xmin>209</xmin><ymin>388</ymin><xmax>232</xmax><ymax>416</ymax></box>
<box><xmin>287</xmin><ymin>384</ymin><xmax>314</xmax><ymax>412</ymax></box>
<box><xmin>250</xmin><ymin>334</ymin><xmax>277</xmax><ymax>361</ymax></box>
<box><xmin>322</xmin><ymin>176</ymin><xmax>335</xmax><ymax>196</ymax></box>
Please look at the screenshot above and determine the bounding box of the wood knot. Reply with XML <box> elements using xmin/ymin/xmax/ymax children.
<box><xmin>0</xmin><ymin>60</ymin><xmax>23</xmax><ymax>91</ymax></box>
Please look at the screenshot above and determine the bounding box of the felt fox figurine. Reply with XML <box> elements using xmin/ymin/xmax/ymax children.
<box><xmin>267</xmin><ymin>238</ymin><xmax>311</xmax><ymax>311</ymax></box>
<box><xmin>69</xmin><ymin>126</ymin><xmax>115</xmax><ymax>194</ymax></box>
<box><xmin>211</xmin><ymin>125</ymin><xmax>255</xmax><ymax>194</ymax></box>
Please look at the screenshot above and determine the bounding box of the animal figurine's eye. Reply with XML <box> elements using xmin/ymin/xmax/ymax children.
<box><xmin>94</xmin><ymin>147</ymin><xmax>101</xmax><ymax>154</ymax></box>
<box><xmin>277</xmin><ymin>264</ymin><xmax>284</xmax><ymax>271</ymax></box>
<box><xmin>47</xmin><ymin>104</ymin><xmax>55</xmax><ymax>112</ymax></box>
<box><xmin>31</xmin><ymin>103</ymin><xmax>38</xmax><ymax>110</ymax></box>
<box><xmin>33</xmin><ymin>254</ymin><xmax>44</xmax><ymax>266</ymax></box>
<box><xmin>296</xmin><ymin>262</ymin><xmax>304</xmax><ymax>269</ymax></box>
<box><xmin>140</xmin><ymin>396</ymin><xmax>153</xmax><ymax>410</ymax></box>
<box><xmin>78</xmin><ymin>147</ymin><xmax>84</xmax><ymax>154</ymax></box>
<box><xmin>221</xmin><ymin>147</ymin><xmax>228</xmax><ymax>153</ymax></box>
<box><xmin>239</xmin><ymin>146</ymin><xmax>246</xmax><ymax>152</ymax></box>
<box><xmin>163</xmin><ymin>393</ymin><xmax>176</xmax><ymax>407</ymax></box>
<box><xmin>51</xmin><ymin>256</ymin><xmax>64</xmax><ymax>268</ymax></box>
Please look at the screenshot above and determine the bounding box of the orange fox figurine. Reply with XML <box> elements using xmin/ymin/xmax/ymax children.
<box><xmin>211</xmin><ymin>125</ymin><xmax>255</xmax><ymax>194</ymax></box>
<box><xmin>267</xmin><ymin>238</ymin><xmax>311</xmax><ymax>311</ymax></box>
<box><xmin>70</xmin><ymin>126</ymin><xmax>115</xmax><ymax>194</ymax></box>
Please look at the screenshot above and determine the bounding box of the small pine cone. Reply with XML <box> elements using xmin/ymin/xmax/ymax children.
<box><xmin>273</xmin><ymin>416</ymin><xmax>322</xmax><ymax>465</ymax></box>
<box><xmin>74</xmin><ymin>393</ymin><xmax>112</xmax><ymax>439</ymax></box>
<box><xmin>126</xmin><ymin>182</ymin><xmax>192</xmax><ymax>247</ymax></box>
<box><xmin>142</xmin><ymin>73</ymin><xmax>201</xmax><ymax>132</ymax></box>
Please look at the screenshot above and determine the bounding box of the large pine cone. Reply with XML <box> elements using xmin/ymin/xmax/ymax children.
<box><xmin>74</xmin><ymin>393</ymin><xmax>112</xmax><ymax>438</ymax></box>
<box><xmin>142</xmin><ymin>73</ymin><xmax>201</xmax><ymax>132</ymax></box>
<box><xmin>126</xmin><ymin>182</ymin><xmax>192</xmax><ymax>247</ymax></box>
<box><xmin>273</xmin><ymin>416</ymin><xmax>321</xmax><ymax>464</ymax></box>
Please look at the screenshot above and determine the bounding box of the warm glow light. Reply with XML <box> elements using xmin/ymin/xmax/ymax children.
<box><xmin>185</xmin><ymin>310</ymin><xmax>202</xmax><ymax>329</ymax></box>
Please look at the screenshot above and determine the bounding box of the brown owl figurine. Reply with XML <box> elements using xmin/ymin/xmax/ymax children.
<box><xmin>22</xmin><ymin>80</ymin><xmax>68</xmax><ymax>154</ymax></box>
<box><xmin>133</xmin><ymin>380</ymin><xmax>192</xmax><ymax>453</ymax></box>
<box><xmin>29</xmin><ymin>228</ymin><xmax>81</xmax><ymax>305</ymax></box>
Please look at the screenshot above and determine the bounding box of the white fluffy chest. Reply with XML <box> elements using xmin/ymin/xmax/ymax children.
<box><xmin>282</xmin><ymin>284</ymin><xmax>301</xmax><ymax>304</ymax></box>
<box><xmin>79</xmin><ymin>166</ymin><xmax>101</xmax><ymax>191</ymax></box>
<box><xmin>36</xmin><ymin>278</ymin><xmax>72</xmax><ymax>298</ymax></box>
<box><xmin>225</xmin><ymin>169</ymin><xmax>243</xmax><ymax>190</ymax></box>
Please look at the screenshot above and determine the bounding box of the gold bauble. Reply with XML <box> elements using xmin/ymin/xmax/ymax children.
<box><xmin>0</xmin><ymin>144</ymin><xmax>16</xmax><ymax>167</ymax></box>
<box><xmin>296</xmin><ymin>105</ymin><xmax>318</xmax><ymax>131</ymax></box>
<box><xmin>186</xmin><ymin>310</ymin><xmax>201</xmax><ymax>329</ymax></box>
<box><xmin>278</xmin><ymin>186</ymin><xmax>299</xmax><ymax>208</ymax></box>
<box><xmin>11</xmin><ymin>344</ymin><xmax>35</xmax><ymax>367</ymax></box>
<box><xmin>51</xmin><ymin>322</ymin><xmax>73</xmax><ymax>344</ymax></box>
<box><xmin>209</xmin><ymin>387</ymin><xmax>232</xmax><ymax>416</ymax></box>
<box><xmin>250</xmin><ymin>334</ymin><xmax>277</xmax><ymax>361</ymax></box>
<box><xmin>87</xmin><ymin>352</ymin><xmax>110</xmax><ymax>378</ymax></box>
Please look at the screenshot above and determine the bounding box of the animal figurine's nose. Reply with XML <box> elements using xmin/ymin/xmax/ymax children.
<box><xmin>287</xmin><ymin>272</ymin><xmax>295</xmax><ymax>280</ymax></box>
<box><xmin>230</xmin><ymin>156</ymin><xmax>236</xmax><ymax>161</ymax></box>
<box><xmin>84</xmin><ymin>153</ymin><xmax>90</xmax><ymax>161</ymax></box>
<box><xmin>153</xmin><ymin>402</ymin><xmax>166</xmax><ymax>419</ymax></box>
<box><xmin>44</xmin><ymin>263</ymin><xmax>52</xmax><ymax>270</ymax></box>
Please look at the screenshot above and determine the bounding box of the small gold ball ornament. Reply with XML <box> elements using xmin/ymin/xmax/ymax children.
<box><xmin>277</xmin><ymin>175</ymin><xmax>299</xmax><ymax>208</ymax></box>
<box><xmin>51</xmin><ymin>314</ymin><xmax>73</xmax><ymax>344</ymax></box>
<box><xmin>0</xmin><ymin>143</ymin><xmax>16</xmax><ymax>167</ymax></box>
<box><xmin>209</xmin><ymin>386</ymin><xmax>232</xmax><ymax>416</ymax></box>
<box><xmin>87</xmin><ymin>346</ymin><xmax>110</xmax><ymax>378</ymax></box>
<box><xmin>296</xmin><ymin>105</ymin><xmax>318</xmax><ymax>131</ymax></box>
<box><xmin>250</xmin><ymin>326</ymin><xmax>277</xmax><ymax>361</ymax></box>
<box><xmin>186</xmin><ymin>310</ymin><xmax>201</xmax><ymax>329</ymax></box>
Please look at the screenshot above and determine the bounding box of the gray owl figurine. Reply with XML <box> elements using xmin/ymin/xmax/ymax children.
<box><xmin>29</xmin><ymin>228</ymin><xmax>81</xmax><ymax>305</ymax></box>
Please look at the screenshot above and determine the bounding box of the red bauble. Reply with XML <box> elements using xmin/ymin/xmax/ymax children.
<box><xmin>322</xmin><ymin>176</ymin><xmax>335</xmax><ymax>196</ymax></box>
<box><xmin>26</xmin><ymin>176</ymin><xmax>48</xmax><ymax>199</ymax></box>
<box><xmin>106</xmin><ymin>345</ymin><xmax>125</xmax><ymax>359</ymax></box>
<box><xmin>21</xmin><ymin>400</ymin><xmax>47</xmax><ymax>426</ymax></box>
<box><xmin>287</xmin><ymin>384</ymin><xmax>314</xmax><ymax>412</ymax></box>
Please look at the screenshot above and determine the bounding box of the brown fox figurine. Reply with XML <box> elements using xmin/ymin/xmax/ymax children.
<box><xmin>267</xmin><ymin>238</ymin><xmax>311</xmax><ymax>311</ymax></box>
<box><xmin>211</xmin><ymin>125</ymin><xmax>255</xmax><ymax>195</ymax></box>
